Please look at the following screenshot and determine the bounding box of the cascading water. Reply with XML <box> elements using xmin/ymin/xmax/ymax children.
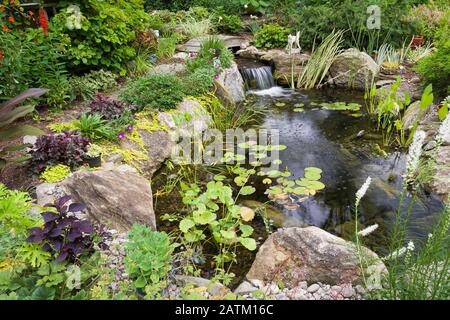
<box><xmin>240</xmin><ymin>65</ymin><xmax>276</xmax><ymax>90</ymax></box>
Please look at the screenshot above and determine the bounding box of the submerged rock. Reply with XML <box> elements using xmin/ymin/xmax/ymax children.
<box><xmin>61</xmin><ymin>166</ymin><xmax>156</xmax><ymax>232</ymax></box>
<box><xmin>329</xmin><ymin>48</ymin><xmax>379</xmax><ymax>91</ymax></box>
<box><xmin>240</xmin><ymin>200</ymin><xmax>306</xmax><ymax>228</ymax></box>
<box><xmin>246</xmin><ymin>226</ymin><xmax>386</xmax><ymax>288</ymax></box>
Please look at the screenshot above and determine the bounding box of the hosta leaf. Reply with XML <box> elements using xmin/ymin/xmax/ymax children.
<box><xmin>240</xmin><ymin>237</ymin><xmax>257</xmax><ymax>251</ymax></box>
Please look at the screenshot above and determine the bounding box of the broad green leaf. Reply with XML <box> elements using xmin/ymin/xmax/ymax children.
<box><xmin>240</xmin><ymin>224</ymin><xmax>254</xmax><ymax>237</ymax></box>
<box><xmin>179</xmin><ymin>219</ymin><xmax>195</xmax><ymax>233</ymax></box>
<box><xmin>240</xmin><ymin>237</ymin><xmax>257</xmax><ymax>251</ymax></box>
<box><xmin>438</xmin><ymin>103</ymin><xmax>448</xmax><ymax>121</ymax></box>
<box><xmin>240</xmin><ymin>186</ymin><xmax>256</xmax><ymax>195</ymax></box>
<box><xmin>220</xmin><ymin>230</ymin><xmax>237</xmax><ymax>240</ymax></box>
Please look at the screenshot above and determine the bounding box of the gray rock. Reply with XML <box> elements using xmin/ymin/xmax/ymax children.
<box><xmin>175</xmin><ymin>275</ymin><xmax>229</xmax><ymax>296</ymax></box>
<box><xmin>234</xmin><ymin>281</ymin><xmax>258</xmax><ymax>295</ymax></box>
<box><xmin>36</xmin><ymin>183</ymin><xmax>59</xmax><ymax>205</ymax></box>
<box><xmin>23</xmin><ymin>135</ymin><xmax>38</xmax><ymax>146</ymax></box>
<box><xmin>62</xmin><ymin>168</ymin><xmax>156</xmax><ymax>231</ymax></box>
<box><xmin>329</xmin><ymin>48</ymin><xmax>379</xmax><ymax>91</ymax></box>
<box><xmin>148</xmin><ymin>63</ymin><xmax>186</xmax><ymax>76</ymax></box>
<box><xmin>424</xmin><ymin>140</ymin><xmax>437</xmax><ymax>151</ymax></box>
<box><xmin>248</xmin><ymin>278</ymin><xmax>265</xmax><ymax>289</ymax></box>
<box><xmin>341</xmin><ymin>286</ymin><xmax>355</xmax><ymax>298</ymax></box>
<box><xmin>307</xmin><ymin>284</ymin><xmax>320</xmax><ymax>293</ymax></box>
<box><xmin>215</xmin><ymin>62</ymin><xmax>245</xmax><ymax>104</ymax></box>
<box><xmin>246</xmin><ymin>227</ymin><xmax>387</xmax><ymax>288</ymax></box>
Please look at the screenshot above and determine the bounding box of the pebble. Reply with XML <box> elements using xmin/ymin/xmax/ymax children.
<box><xmin>307</xmin><ymin>284</ymin><xmax>320</xmax><ymax>293</ymax></box>
<box><xmin>341</xmin><ymin>286</ymin><xmax>355</xmax><ymax>298</ymax></box>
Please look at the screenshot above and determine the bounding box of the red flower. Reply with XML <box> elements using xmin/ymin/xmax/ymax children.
<box><xmin>8</xmin><ymin>16</ymin><xmax>14</xmax><ymax>23</ymax></box>
<box><xmin>0</xmin><ymin>6</ymin><xmax>5</xmax><ymax>11</ymax></box>
<box><xmin>38</xmin><ymin>7</ymin><xmax>48</xmax><ymax>36</ymax></box>
<box><xmin>2</xmin><ymin>25</ymin><xmax>9</xmax><ymax>32</ymax></box>
<box><xmin>28</xmin><ymin>10</ymin><xmax>34</xmax><ymax>16</ymax></box>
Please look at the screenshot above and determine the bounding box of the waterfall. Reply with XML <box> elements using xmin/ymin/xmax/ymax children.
<box><xmin>240</xmin><ymin>66</ymin><xmax>276</xmax><ymax>90</ymax></box>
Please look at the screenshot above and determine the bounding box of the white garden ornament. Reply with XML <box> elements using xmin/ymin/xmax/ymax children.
<box><xmin>286</xmin><ymin>31</ymin><xmax>301</xmax><ymax>54</ymax></box>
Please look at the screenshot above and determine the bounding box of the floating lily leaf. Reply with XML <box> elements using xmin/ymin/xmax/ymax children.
<box><xmin>275</xmin><ymin>102</ymin><xmax>286</xmax><ymax>107</ymax></box>
<box><xmin>262</xmin><ymin>178</ymin><xmax>272</xmax><ymax>185</ymax></box>
<box><xmin>240</xmin><ymin>186</ymin><xmax>256</xmax><ymax>196</ymax></box>
<box><xmin>307</xmin><ymin>180</ymin><xmax>325</xmax><ymax>190</ymax></box>
<box><xmin>305</xmin><ymin>171</ymin><xmax>321</xmax><ymax>181</ymax></box>
<box><xmin>293</xmin><ymin>108</ymin><xmax>304</xmax><ymax>112</ymax></box>
<box><xmin>294</xmin><ymin>103</ymin><xmax>305</xmax><ymax>108</ymax></box>
<box><xmin>320</xmin><ymin>102</ymin><xmax>361</xmax><ymax>111</ymax></box>
<box><xmin>305</xmin><ymin>167</ymin><xmax>323</xmax><ymax>175</ymax></box>
<box><xmin>267</xmin><ymin>186</ymin><xmax>284</xmax><ymax>195</ymax></box>
<box><xmin>292</xmin><ymin>187</ymin><xmax>309</xmax><ymax>195</ymax></box>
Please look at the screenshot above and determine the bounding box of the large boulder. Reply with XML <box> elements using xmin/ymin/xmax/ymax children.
<box><xmin>215</xmin><ymin>62</ymin><xmax>245</xmax><ymax>104</ymax></box>
<box><xmin>61</xmin><ymin>166</ymin><xmax>156</xmax><ymax>232</ymax></box>
<box><xmin>260</xmin><ymin>49</ymin><xmax>310</xmax><ymax>86</ymax></box>
<box><xmin>120</xmin><ymin>98</ymin><xmax>211</xmax><ymax>178</ymax></box>
<box><xmin>329</xmin><ymin>48</ymin><xmax>379</xmax><ymax>90</ymax></box>
<box><xmin>429</xmin><ymin>146</ymin><xmax>450</xmax><ymax>201</ymax></box>
<box><xmin>246</xmin><ymin>227</ymin><xmax>386</xmax><ymax>288</ymax></box>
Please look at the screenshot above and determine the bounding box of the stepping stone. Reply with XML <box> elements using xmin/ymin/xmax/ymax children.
<box><xmin>177</xmin><ymin>34</ymin><xmax>250</xmax><ymax>53</ymax></box>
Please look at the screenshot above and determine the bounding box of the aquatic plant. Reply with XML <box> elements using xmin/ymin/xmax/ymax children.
<box><xmin>320</xmin><ymin>102</ymin><xmax>361</xmax><ymax>112</ymax></box>
<box><xmin>297</xmin><ymin>30</ymin><xmax>344</xmax><ymax>89</ymax></box>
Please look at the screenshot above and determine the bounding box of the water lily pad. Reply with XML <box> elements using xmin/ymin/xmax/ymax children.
<box><xmin>320</xmin><ymin>102</ymin><xmax>361</xmax><ymax>111</ymax></box>
<box><xmin>304</xmin><ymin>167</ymin><xmax>323</xmax><ymax>175</ymax></box>
<box><xmin>275</xmin><ymin>102</ymin><xmax>286</xmax><ymax>107</ymax></box>
<box><xmin>294</xmin><ymin>103</ymin><xmax>305</xmax><ymax>108</ymax></box>
<box><xmin>305</xmin><ymin>171</ymin><xmax>321</xmax><ymax>181</ymax></box>
<box><xmin>293</xmin><ymin>108</ymin><xmax>304</xmax><ymax>112</ymax></box>
<box><xmin>292</xmin><ymin>187</ymin><xmax>309</xmax><ymax>195</ymax></box>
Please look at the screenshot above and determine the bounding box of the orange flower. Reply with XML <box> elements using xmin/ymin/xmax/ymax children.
<box><xmin>2</xmin><ymin>25</ymin><xmax>9</xmax><ymax>32</ymax></box>
<box><xmin>8</xmin><ymin>16</ymin><xmax>14</xmax><ymax>23</ymax></box>
<box><xmin>0</xmin><ymin>6</ymin><xmax>5</xmax><ymax>11</ymax></box>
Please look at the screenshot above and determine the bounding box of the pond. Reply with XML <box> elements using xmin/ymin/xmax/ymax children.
<box><xmin>245</xmin><ymin>86</ymin><xmax>444</xmax><ymax>254</ymax></box>
<box><xmin>152</xmin><ymin>80</ymin><xmax>444</xmax><ymax>288</ymax></box>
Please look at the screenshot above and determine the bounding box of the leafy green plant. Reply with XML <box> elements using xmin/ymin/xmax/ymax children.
<box><xmin>254</xmin><ymin>23</ymin><xmax>290</xmax><ymax>49</ymax></box>
<box><xmin>50</xmin><ymin>1</ymin><xmax>150</xmax><ymax>75</ymax></box>
<box><xmin>69</xmin><ymin>70</ymin><xmax>117</xmax><ymax>102</ymax></box>
<box><xmin>0</xmin><ymin>183</ymin><xmax>38</xmax><ymax>237</ymax></box>
<box><xmin>212</xmin><ymin>13</ymin><xmax>243</xmax><ymax>33</ymax></box>
<box><xmin>75</xmin><ymin>114</ymin><xmax>121</xmax><ymax>142</ymax></box>
<box><xmin>183</xmin><ymin>68</ymin><xmax>215</xmax><ymax>96</ymax></box>
<box><xmin>156</xmin><ymin>37</ymin><xmax>178</xmax><ymax>59</ymax></box>
<box><xmin>124</xmin><ymin>224</ymin><xmax>177</xmax><ymax>299</ymax></box>
<box><xmin>120</xmin><ymin>74</ymin><xmax>186</xmax><ymax>111</ymax></box>
<box><xmin>240</xmin><ymin>0</ymin><xmax>270</xmax><ymax>14</ymax></box>
<box><xmin>415</xmin><ymin>37</ymin><xmax>450</xmax><ymax>98</ymax></box>
<box><xmin>180</xmin><ymin>15</ymin><xmax>212</xmax><ymax>38</ymax></box>
<box><xmin>186</xmin><ymin>36</ymin><xmax>234</xmax><ymax>74</ymax></box>
<box><xmin>297</xmin><ymin>30</ymin><xmax>344</xmax><ymax>89</ymax></box>
<box><xmin>40</xmin><ymin>164</ymin><xmax>71</xmax><ymax>183</ymax></box>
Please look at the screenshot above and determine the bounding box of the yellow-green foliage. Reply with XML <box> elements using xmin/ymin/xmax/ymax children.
<box><xmin>47</xmin><ymin>121</ymin><xmax>78</xmax><ymax>133</ymax></box>
<box><xmin>40</xmin><ymin>164</ymin><xmax>71</xmax><ymax>183</ymax></box>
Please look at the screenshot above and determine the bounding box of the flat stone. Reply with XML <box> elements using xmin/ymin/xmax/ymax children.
<box><xmin>178</xmin><ymin>35</ymin><xmax>250</xmax><ymax>53</ymax></box>
<box><xmin>307</xmin><ymin>284</ymin><xmax>320</xmax><ymax>293</ymax></box>
<box><xmin>341</xmin><ymin>286</ymin><xmax>355</xmax><ymax>298</ymax></box>
<box><xmin>149</xmin><ymin>63</ymin><xmax>186</xmax><ymax>76</ymax></box>
<box><xmin>234</xmin><ymin>281</ymin><xmax>258</xmax><ymax>295</ymax></box>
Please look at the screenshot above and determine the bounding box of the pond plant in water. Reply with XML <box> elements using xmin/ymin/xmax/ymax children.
<box><xmin>354</xmin><ymin>123</ymin><xmax>450</xmax><ymax>299</ymax></box>
<box><xmin>364</xmin><ymin>78</ymin><xmax>434</xmax><ymax>147</ymax></box>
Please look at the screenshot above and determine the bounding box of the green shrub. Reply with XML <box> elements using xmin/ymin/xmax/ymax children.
<box><xmin>51</xmin><ymin>0</ymin><xmax>149</xmax><ymax>75</ymax></box>
<box><xmin>69</xmin><ymin>70</ymin><xmax>117</xmax><ymax>102</ymax></box>
<box><xmin>0</xmin><ymin>30</ymin><xmax>71</xmax><ymax>108</ymax></box>
<box><xmin>186</xmin><ymin>36</ymin><xmax>234</xmax><ymax>74</ymax></box>
<box><xmin>156</xmin><ymin>37</ymin><xmax>178</xmax><ymax>59</ymax></box>
<box><xmin>254</xmin><ymin>23</ymin><xmax>291</xmax><ymax>49</ymax></box>
<box><xmin>183</xmin><ymin>67</ymin><xmax>216</xmax><ymax>96</ymax></box>
<box><xmin>288</xmin><ymin>0</ymin><xmax>419</xmax><ymax>50</ymax></box>
<box><xmin>40</xmin><ymin>164</ymin><xmax>71</xmax><ymax>183</ymax></box>
<box><xmin>415</xmin><ymin>38</ymin><xmax>450</xmax><ymax>98</ymax></box>
<box><xmin>0</xmin><ymin>184</ymin><xmax>37</xmax><ymax>237</ymax></box>
<box><xmin>124</xmin><ymin>224</ymin><xmax>177</xmax><ymax>299</ymax></box>
<box><xmin>212</xmin><ymin>13</ymin><xmax>244</xmax><ymax>33</ymax></box>
<box><xmin>120</xmin><ymin>74</ymin><xmax>186</xmax><ymax>111</ymax></box>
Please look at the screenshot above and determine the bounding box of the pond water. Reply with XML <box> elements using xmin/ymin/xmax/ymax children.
<box><xmin>152</xmin><ymin>69</ymin><xmax>444</xmax><ymax>286</ymax></box>
<box><xmin>245</xmin><ymin>86</ymin><xmax>444</xmax><ymax>253</ymax></box>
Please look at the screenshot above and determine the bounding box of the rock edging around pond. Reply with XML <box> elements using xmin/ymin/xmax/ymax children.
<box><xmin>243</xmin><ymin>226</ymin><xmax>386</xmax><ymax>291</ymax></box>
